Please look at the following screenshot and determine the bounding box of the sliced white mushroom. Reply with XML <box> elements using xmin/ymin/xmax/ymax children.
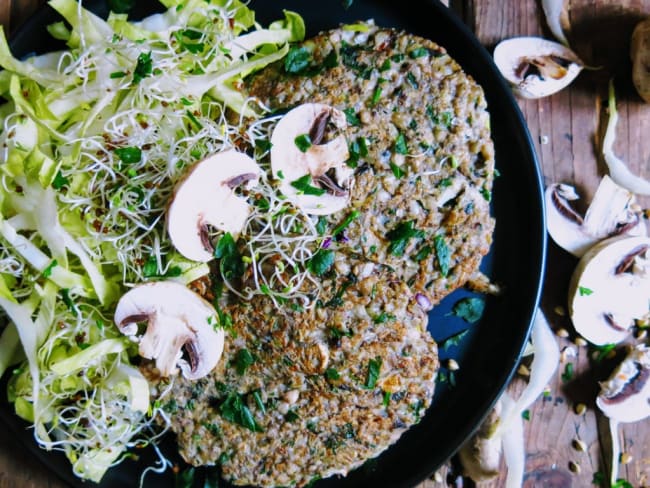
<box><xmin>597</xmin><ymin>344</ymin><xmax>650</xmax><ymax>423</ymax></box>
<box><xmin>568</xmin><ymin>236</ymin><xmax>650</xmax><ymax>345</ymax></box>
<box><xmin>114</xmin><ymin>281</ymin><xmax>225</xmax><ymax>380</ymax></box>
<box><xmin>270</xmin><ymin>103</ymin><xmax>353</xmax><ymax>215</ymax></box>
<box><xmin>167</xmin><ymin>150</ymin><xmax>261</xmax><ymax>262</ymax></box>
<box><xmin>546</xmin><ymin>175</ymin><xmax>646</xmax><ymax>257</ymax></box>
<box><xmin>493</xmin><ymin>37</ymin><xmax>583</xmax><ymax>98</ymax></box>
<box><xmin>631</xmin><ymin>17</ymin><xmax>650</xmax><ymax>104</ymax></box>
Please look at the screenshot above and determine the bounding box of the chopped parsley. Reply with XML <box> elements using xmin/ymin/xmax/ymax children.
<box><xmin>219</xmin><ymin>392</ymin><xmax>263</xmax><ymax>432</ymax></box>
<box><xmin>51</xmin><ymin>170</ymin><xmax>69</xmax><ymax>190</ymax></box>
<box><xmin>114</xmin><ymin>146</ymin><xmax>142</xmax><ymax>165</ymax></box>
<box><xmin>294</xmin><ymin>133</ymin><xmax>312</xmax><ymax>152</ymax></box>
<box><xmin>307</xmin><ymin>249</ymin><xmax>335</xmax><ymax>276</ymax></box>
<box><xmin>434</xmin><ymin>234</ymin><xmax>450</xmax><ymax>276</ymax></box>
<box><xmin>214</xmin><ymin>232</ymin><xmax>245</xmax><ymax>280</ymax></box>
<box><xmin>389</xmin><ymin>162</ymin><xmax>405</xmax><ymax>178</ymax></box>
<box><xmin>285</xmin><ymin>410</ymin><xmax>300</xmax><ymax>422</ymax></box>
<box><xmin>440</xmin><ymin>329</ymin><xmax>469</xmax><ymax>350</ymax></box>
<box><xmin>132</xmin><ymin>51</ymin><xmax>153</xmax><ymax>84</ymax></box>
<box><xmin>561</xmin><ymin>362</ymin><xmax>574</xmax><ymax>382</ymax></box>
<box><xmin>234</xmin><ymin>348</ymin><xmax>255</xmax><ymax>375</ymax></box>
<box><xmin>332</xmin><ymin>210</ymin><xmax>360</xmax><ymax>236</ymax></box>
<box><xmin>373</xmin><ymin>312</ymin><xmax>396</xmax><ymax>324</ymax></box>
<box><xmin>343</xmin><ymin>107</ymin><xmax>361</xmax><ymax>126</ymax></box>
<box><xmin>386</xmin><ymin>220</ymin><xmax>424</xmax><ymax>256</ymax></box>
<box><xmin>522</xmin><ymin>409</ymin><xmax>530</xmax><ymax>421</ymax></box>
<box><xmin>364</xmin><ymin>356</ymin><xmax>382</xmax><ymax>389</ymax></box>
<box><xmin>451</xmin><ymin>297</ymin><xmax>485</xmax><ymax>323</ymax></box>
<box><xmin>383</xmin><ymin>391</ymin><xmax>391</xmax><ymax>408</ymax></box>
<box><xmin>284</xmin><ymin>46</ymin><xmax>312</xmax><ymax>74</ymax></box>
<box><xmin>578</xmin><ymin>286</ymin><xmax>593</xmax><ymax>296</ymax></box>
<box><xmin>316</xmin><ymin>216</ymin><xmax>328</xmax><ymax>235</ymax></box>
<box><xmin>290</xmin><ymin>174</ymin><xmax>325</xmax><ymax>196</ymax></box>
<box><xmin>394</xmin><ymin>132</ymin><xmax>408</xmax><ymax>155</ymax></box>
<box><xmin>325</xmin><ymin>368</ymin><xmax>341</xmax><ymax>380</ymax></box>
<box><xmin>41</xmin><ymin>259</ymin><xmax>58</xmax><ymax>278</ymax></box>
<box><xmin>409</xmin><ymin>47</ymin><xmax>429</xmax><ymax>58</ymax></box>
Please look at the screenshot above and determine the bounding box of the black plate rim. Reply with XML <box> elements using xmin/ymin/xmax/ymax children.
<box><xmin>1</xmin><ymin>1</ymin><xmax>546</xmax><ymax>487</ymax></box>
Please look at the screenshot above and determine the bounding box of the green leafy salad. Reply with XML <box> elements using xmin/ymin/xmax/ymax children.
<box><xmin>0</xmin><ymin>0</ymin><xmax>303</xmax><ymax>482</ymax></box>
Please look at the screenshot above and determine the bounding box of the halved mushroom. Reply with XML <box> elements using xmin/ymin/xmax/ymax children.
<box><xmin>114</xmin><ymin>281</ymin><xmax>225</xmax><ymax>380</ymax></box>
<box><xmin>167</xmin><ymin>150</ymin><xmax>261</xmax><ymax>262</ymax></box>
<box><xmin>597</xmin><ymin>345</ymin><xmax>650</xmax><ymax>423</ymax></box>
<box><xmin>546</xmin><ymin>175</ymin><xmax>646</xmax><ymax>257</ymax></box>
<box><xmin>270</xmin><ymin>103</ymin><xmax>353</xmax><ymax>215</ymax></box>
<box><xmin>493</xmin><ymin>37</ymin><xmax>583</xmax><ymax>98</ymax></box>
<box><xmin>568</xmin><ymin>236</ymin><xmax>650</xmax><ymax>345</ymax></box>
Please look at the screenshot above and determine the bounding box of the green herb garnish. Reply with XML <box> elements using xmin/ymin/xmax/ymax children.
<box><xmin>214</xmin><ymin>232</ymin><xmax>245</xmax><ymax>280</ymax></box>
<box><xmin>451</xmin><ymin>297</ymin><xmax>485</xmax><ymax>323</ymax></box>
<box><xmin>219</xmin><ymin>393</ymin><xmax>263</xmax><ymax>432</ymax></box>
<box><xmin>294</xmin><ymin>133</ymin><xmax>312</xmax><ymax>152</ymax></box>
<box><xmin>290</xmin><ymin>174</ymin><xmax>325</xmax><ymax>196</ymax></box>
<box><xmin>307</xmin><ymin>249</ymin><xmax>335</xmax><ymax>276</ymax></box>
<box><xmin>364</xmin><ymin>356</ymin><xmax>382</xmax><ymax>389</ymax></box>
<box><xmin>386</xmin><ymin>220</ymin><xmax>424</xmax><ymax>256</ymax></box>
<box><xmin>285</xmin><ymin>46</ymin><xmax>312</xmax><ymax>74</ymax></box>
<box><xmin>434</xmin><ymin>234</ymin><xmax>450</xmax><ymax>276</ymax></box>
<box><xmin>133</xmin><ymin>51</ymin><xmax>153</xmax><ymax>84</ymax></box>
<box><xmin>234</xmin><ymin>348</ymin><xmax>255</xmax><ymax>375</ymax></box>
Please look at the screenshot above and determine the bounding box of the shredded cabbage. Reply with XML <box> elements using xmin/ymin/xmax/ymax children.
<box><xmin>0</xmin><ymin>0</ymin><xmax>304</xmax><ymax>482</ymax></box>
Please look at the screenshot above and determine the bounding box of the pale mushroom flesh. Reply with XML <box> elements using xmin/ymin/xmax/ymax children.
<box><xmin>546</xmin><ymin>175</ymin><xmax>646</xmax><ymax>258</ymax></box>
<box><xmin>568</xmin><ymin>236</ymin><xmax>650</xmax><ymax>346</ymax></box>
<box><xmin>270</xmin><ymin>103</ymin><xmax>353</xmax><ymax>215</ymax></box>
<box><xmin>597</xmin><ymin>345</ymin><xmax>650</xmax><ymax>423</ymax></box>
<box><xmin>167</xmin><ymin>150</ymin><xmax>261</xmax><ymax>262</ymax></box>
<box><xmin>494</xmin><ymin>37</ymin><xmax>583</xmax><ymax>99</ymax></box>
<box><xmin>114</xmin><ymin>281</ymin><xmax>225</xmax><ymax>380</ymax></box>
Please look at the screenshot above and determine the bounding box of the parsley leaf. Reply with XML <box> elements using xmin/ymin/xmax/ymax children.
<box><xmin>290</xmin><ymin>174</ymin><xmax>325</xmax><ymax>196</ymax></box>
<box><xmin>451</xmin><ymin>297</ymin><xmax>485</xmax><ymax>323</ymax></box>
<box><xmin>41</xmin><ymin>259</ymin><xmax>58</xmax><ymax>278</ymax></box>
<box><xmin>214</xmin><ymin>233</ymin><xmax>245</xmax><ymax>280</ymax></box>
<box><xmin>434</xmin><ymin>235</ymin><xmax>450</xmax><ymax>276</ymax></box>
<box><xmin>561</xmin><ymin>362</ymin><xmax>574</xmax><ymax>382</ymax></box>
<box><xmin>308</xmin><ymin>249</ymin><xmax>335</xmax><ymax>276</ymax></box>
<box><xmin>386</xmin><ymin>220</ymin><xmax>424</xmax><ymax>256</ymax></box>
<box><xmin>343</xmin><ymin>107</ymin><xmax>361</xmax><ymax>126</ymax></box>
<box><xmin>394</xmin><ymin>132</ymin><xmax>408</xmax><ymax>155</ymax></box>
<box><xmin>234</xmin><ymin>348</ymin><xmax>255</xmax><ymax>375</ymax></box>
<box><xmin>364</xmin><ymin>356</ymin><xmax>382</xmax><ymax>389</ymax></box>
<box><xmin>219</xmin><ymin>392</ymin><xmax>263</xmax><ymax>432</ymax></box>
<box><xmin>284</xmin><ymin>46</ymin><xmax>312</xmax><ymax>74</ymax></box>
<box><xmin>114</xmin><ymin>146</ymin><xmax>142</xmax><ymax>165</ymax></box>
<box><xmin>133</xmin><ymin>51</ymin><xmax>153</xmax><ymax>84</ymax></box>
<box><xmin>440</xmin><ymin>329</ymin><xmax>469</xmax><ymax>350</ymax></box>
<box><xmin>325</xmin><ymin>368</ymin><xmax>341</xmax><ymax>380</ymax></box>
<box><xmin>294</xmin><ymin>134</ymin><xmax>312</xmax><ymax>152</ymax></box>
<box><xmin>578</xmin><ymin>286</ymin><xmax>593</xmax><ymax>296</ymax></box>
<box><xmin>51</xmin><ymin>170</ymin><xmax>69</xmax><ymax>190</ymax></box>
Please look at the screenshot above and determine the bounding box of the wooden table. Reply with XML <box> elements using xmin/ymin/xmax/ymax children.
<box><xmin>1</xmin><ymin>1</ymin><xmax>649</xmax><ymax>487</ymax></box>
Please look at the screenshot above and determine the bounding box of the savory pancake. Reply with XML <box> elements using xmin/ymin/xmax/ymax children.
<box><xmin>248</xmin><ymin>23</ymin><xmax>495</xmax><ymax>304</ymax></box>
<box><xmin>164</xmin><ymin>259</ymin><xmax>438</xmax><ymax>487</ymax></box>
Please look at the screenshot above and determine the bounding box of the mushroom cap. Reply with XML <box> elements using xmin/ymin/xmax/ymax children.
<box><xmin>114</xmin><ymin>281</ymin><xmax>225</xmax><ymax>380</ymax></box>
<box><xmin>270</xmin><ymin>103</ymin><xmax>352</xmax><ymax>215</ymax></box>
<box><xmin>568</xmin><ymin>236</ymin><xmax>650</xmax><ymax>346</ymax></box>
<box><xmin>167</xmin><ymin>150</ymin><xmax>261</xmax><ymax>262</ymax></box>
<box><xmin>597</xmin><ymin>345</ymin><xmax>650</xmax><ymax>423</ymax></box>
<box><xmin>546</xmin><ymin>176</ymin><xmax>647</xmax><ymax>257</ymax></box>
<box><xmin>493</xmin><ymin>36</ymin><xmax>582</xmax><ymax>99</ymax></box>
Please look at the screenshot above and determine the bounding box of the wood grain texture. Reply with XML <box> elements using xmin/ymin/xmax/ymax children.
<box><xmin>1</xmin><ymin>1</ymin><xmax>649</xmax><ymax>488</ymax></box>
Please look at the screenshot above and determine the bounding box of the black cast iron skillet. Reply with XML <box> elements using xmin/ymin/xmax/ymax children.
<box><xmin>2</xmin><ymin>1</ymin><xmax>546</xmax><ymax>486</ymax></box>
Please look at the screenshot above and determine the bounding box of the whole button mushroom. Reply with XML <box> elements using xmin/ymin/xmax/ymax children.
<box><xmin>167</xmin><ymin>150</ymin><xmax>261</xmax><ymax>262</ymax></box>
<box><xmin>270</xmin><ymin>103</ymin><xmax>352</xmax><ymax>215</ymax></box>
<box><xmin>114</xmin><ymin>281</ymin><xmax>225</xmax><ymax>380</ymax></box>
